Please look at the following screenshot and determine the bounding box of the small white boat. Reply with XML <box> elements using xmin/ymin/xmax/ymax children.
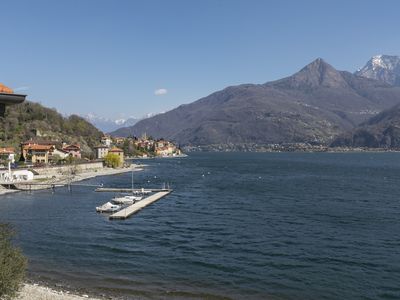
<box><xmin>132</xmin><ymin>189</ymin><xmax>151</xmax><ymax>195</ymax></box>
<box><xmin>112</xmin><ymin>195</ymin><xmax>143</xmax><ymax>204</ymax></box>
<box><xmin>96</xmin><ymin>202</ymin><xmax>121</xmax><ymax>213</ymax></box>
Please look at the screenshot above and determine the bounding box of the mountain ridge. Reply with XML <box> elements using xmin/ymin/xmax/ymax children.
<box><xmin>111</xmin><ymin>58</ymin><xmax>400</xmax><ymax>147</ymax></box>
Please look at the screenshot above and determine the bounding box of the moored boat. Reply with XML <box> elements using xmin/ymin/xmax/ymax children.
<box><xmin>112</xmin><ymin>195</ymin><xmax>143</xmax><ymax>204</ymax></box>
<box><xmin>96</xmin><ymin>202</ymin><xmax>121</xmax><ymax>213</ymax></box>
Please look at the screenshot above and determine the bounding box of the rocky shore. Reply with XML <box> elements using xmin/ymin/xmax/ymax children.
<box><xmin>17</xmin><ymin>283</ymin><xmax>101</xmax><ymax>300</ymax></box>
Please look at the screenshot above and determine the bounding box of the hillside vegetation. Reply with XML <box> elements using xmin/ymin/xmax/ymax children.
<box><xmin>331</xmin><ymin>103</ymin><xmax>400</xmax><ymax>148</ymax></box>
<box><xmin>0</xmin><ymin>101</ymin><xmax>103</xmax><ymax>157</ymax></box>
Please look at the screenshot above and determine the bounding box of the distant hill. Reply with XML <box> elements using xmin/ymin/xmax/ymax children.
<box><xmin>355</xmin><ymin>55</ymin><xmax>400</xmax><ymax>86</ymax></box>
<box><xmin>111</xmin><ymin>58</ymin><xmax>400</xmax><ymax>147</ymax></box>
<box><xmin>1</xmin><ymin>101</ymin><xmax>103</xmax><ymax>156</ymax></box>
<box><xmin>331</xmin><ymin>103</ymin><xmax>400</xmax><ymax>148</ymax></box>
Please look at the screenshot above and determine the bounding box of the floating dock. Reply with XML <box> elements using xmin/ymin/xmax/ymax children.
<box><xmin>109</xmin><ymin>190</ymin><xmax>172</xmax><ymax>220</ymax></box>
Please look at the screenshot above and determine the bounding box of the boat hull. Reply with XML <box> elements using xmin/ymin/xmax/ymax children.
<box><xmin>96</xmin><ymin>202</ymin><xmax>121</xmax><ymax>213</ymax></box>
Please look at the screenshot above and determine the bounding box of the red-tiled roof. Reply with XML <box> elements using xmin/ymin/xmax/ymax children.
<box><xmin>0</xmin><ymin>83</ymin><xmax>13</xmax><ymax>94</ymax></box>
<box><xmin>63</xmin><ymin>144</ymin><xmax>81</xmax><ymax>151</ymax></box>
<box><xmin>55</xmin><ymin>148</ymin><xmax>69</xmax><ymax>153</ymax></box>
<box><xmin>0</xmin><ymin>147</ymin><xmax>15</xmax><ymax>154</ymax></box>
<box><xmin>109</xmin><ymin>147</ymin><xmax>123</xmax><ymax>153</ymax></box>
<box><xmin>26</xmin><ymin>144</ymin><xmax>53</xmax><ymax>151</ymax></box>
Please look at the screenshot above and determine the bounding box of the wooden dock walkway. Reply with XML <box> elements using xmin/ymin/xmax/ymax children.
<box><xmin>109</xmin><ymin>191</ymin><xmax>172</xmax><ymax>220</ymax></box>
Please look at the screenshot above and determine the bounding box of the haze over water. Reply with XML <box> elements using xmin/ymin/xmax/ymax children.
<box><xmin>0</xmin><ymin>153</ymin><xmax>399</xmax><ymax>299</ymax></box>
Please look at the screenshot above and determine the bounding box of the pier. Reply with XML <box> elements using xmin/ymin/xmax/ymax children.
<box><xmin>109</xmin><ymin>190</ymin><xmax>172</xmax><ymax>220</ymax></box>
<box><xmin>95</xmin><ymin>187</ymin><xmax>170</xmax><ymax>193</ymax></box>
<box><xmin>4</xmin><ymin>181</ymin><xmax>103</xmax><ymax>192</ymax></box>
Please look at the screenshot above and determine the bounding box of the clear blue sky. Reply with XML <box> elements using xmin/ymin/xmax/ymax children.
<box><xmin>1</xmin><ymin>0</ymin><xmax>400</xmax><ymax>119</ymax></box>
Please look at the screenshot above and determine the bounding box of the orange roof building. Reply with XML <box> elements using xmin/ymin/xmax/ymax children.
<box><xmin>109</xmin><ymin>147</ymin><xmax>123</xmax><ymax>153</ymax></box>
<box><xmin>0</xmin><ymin>83</ymin><xmax>13</xmax><ymax>94</ymax></box>
<box><xmin>0</xmin><ymin>82</ymin><xmax>25</xmax><ymax>116</ymax></box>
<box><xmin>21</xmin><ymin>142</ymin><xmax>56</xmax><ymax>164</ymax></box>
<box><xmin>108</xmin><ymin>147</ymin><xmax>124</xmax><ymax>166</ymax></box>
<box><xmin>0</xmin><ymin>147</ymin><xmax>15</xmax><ymax>155</ymax></box>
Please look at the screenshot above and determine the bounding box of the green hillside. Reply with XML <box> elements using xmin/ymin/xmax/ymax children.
<box><xmin>0</xmin><ymin>101</ymin><xmax>103</xmax><ymax>158</ymax></box>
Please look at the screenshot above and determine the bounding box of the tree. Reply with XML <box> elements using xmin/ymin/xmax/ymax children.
<box><xmin>104</xmin><ymin>153</ymin><xmax>121</xmax><ymax>168</ymax></box>
<box><xmin>122</xmin><ymin>139</ymin><xmax>130</xmax><ymax>156</ymax></box>
<box><xmin>0</xmin><ymin>224</ymin><xmax>27</xmax><ymax>299</ymax></box>
<box><xmin>50</xmin><ymin>154</ymin><xmax>62</xmax><ymax>165</ymax></box>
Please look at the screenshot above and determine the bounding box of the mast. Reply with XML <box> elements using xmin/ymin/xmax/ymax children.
<box><xmin>131</xmin><ymin>169</ymin><xmax>134</xmax><ymax>194</ymax></box>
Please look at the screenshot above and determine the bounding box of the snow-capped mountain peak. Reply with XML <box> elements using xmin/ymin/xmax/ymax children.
<box><xmin>355</xmin><ymin>54</ymin><xmax>400</xmax><ymax>86</ymax></box>
<box><xmin>82</xmin><ymin>113</ymin><xmax>140</xmax><ymax>133</ymax></box>
<box><xmin>115</xmin><ymin>118</ymin><xmax>128</xmax><ymax>125</ymax></box>
<box><xmin>372</xmin><ymin>55</ymin><xmax>384</xmax><ymax>70</ymax></box>
<box><xmin>370</xmin><ymin>54</ymin><xmax>400</xmax><ymax>70</ymax></box>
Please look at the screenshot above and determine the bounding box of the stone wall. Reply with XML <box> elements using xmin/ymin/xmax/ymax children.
<box><xmin>32</xmin><ymin>162</ymin><xmax>104</xmax><ymax>176</ymax></box>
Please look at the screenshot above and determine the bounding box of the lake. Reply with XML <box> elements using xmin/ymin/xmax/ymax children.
<box><xmin>0</xmin><ymin>152</ymin><xmax>399</xmax><ymax>299</ymax></box>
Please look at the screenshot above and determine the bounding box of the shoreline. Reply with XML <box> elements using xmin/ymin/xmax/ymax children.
<box><xmin>126</xmin><ymin>153</ymin><xmax>188</xmax><ymax>160</ymax></box>
<box><xmin>0</xmin><ymin>164</ymin><xmax>144</xmax><ymax>196</ymax></box>
<box><xmin>17</xmin><ymin>282</ymin><xmax>102</xmax><ymax>300</ymax></box>
<box><xmin>183</xmin><ymin>144</ymin><xmax>400</xmax><ymax>153</ymax></box>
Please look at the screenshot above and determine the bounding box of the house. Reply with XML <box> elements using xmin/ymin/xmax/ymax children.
<box><xmin>51</xmin><ymin>148</ymin><xmax>69</xmax><ymax>161</ymax></box>
<box><xmin>154</xmin><ymin>146</ymin><xmax>170</xmax><ymax>157</ymax></box>
<box><xmin>0</xmin><ymin>147</ymin><xmax>15</xmax><ymax>163</ymax></box>
<box><xmin>21</xmin><ymin>140</ymin><xmax>57</xmax><ymax>161</ymax></box>
<box><xmin>136</xmin><ymin>139</ymin><xmax>154</xmax><ymax>150</ymax></box>
<box><xmin>156</xmin><ymin>140</ymin><xmax>167</xmax><ymax>148</ymax></box>
<box><xmin>94</xmin><ymin>145</ymin><xmax>109</xmax><ymax>159</ymax></box>
<box><xmin>24</xmin><ymin>144</ymin><xmax>55</xmax><ymax>164</ymax></box>
<box><xmin>113</xmin><ymin>137</ymin><xmax>125</xmax><ymax>144</ymax></box>
<box><xmin>108</xmin><ymin>147</ymin><xmax>124</xmax><ymax>165</ymax></box>
<box><xmin>62</xmin><ymin>144</ymin><xmax>81</xmax><ymax>159</ymax></box>
<box><xmin>101</xmin><ymin>135</ymin><xmax>112</xmax><ymax>147</ymax></box>
<box><xmin>154</xmin><ymin>139</ymin><xmax>180</xmax><ymax>157</ymax></box>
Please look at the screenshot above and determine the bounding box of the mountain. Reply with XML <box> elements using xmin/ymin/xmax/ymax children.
<box><xmin>83</xmin><ymin>114</ymin><xmax>139</xmax><ymax>132</ymax></box>
<box><xmin>331</xmin><ymin>103</ymin><xmax>400</xmax><ymax>148</ymax></box>
<box><xmin>355</xmin><ymin>55</ymin><xmax>400</xmax><ymax>86</ymax></box>
<box><xmin>1</xmin><ymin>101</ymin><xmax>103</xmax><ymax>156</ymax></box>
<box><xmin>111</xmin><ymin>58</ymin><xmax>400</xmax><ymax>147</ymax></box>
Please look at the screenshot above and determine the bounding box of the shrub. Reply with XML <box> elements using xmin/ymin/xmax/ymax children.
<box><xmin>0</xmin><ymin>223</ymin><xmax>27</xmax><ymax>300</ymax></box>
<box><xmin>104</xmin><ymin>153</ymin><xmax>121</xmax><ymax>168</ymax></box>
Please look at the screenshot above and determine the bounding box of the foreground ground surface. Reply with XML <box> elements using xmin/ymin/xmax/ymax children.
<box><xmin>17</xmin><ymin>284</ymin><xmax>99</xmax><ymax>300</ymax></box>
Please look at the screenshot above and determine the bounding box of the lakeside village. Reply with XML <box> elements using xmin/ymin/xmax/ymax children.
<box><xmin>0</xmin><ymin>134</ymin><xmax>182</xmax><ymax>190</ymax></box>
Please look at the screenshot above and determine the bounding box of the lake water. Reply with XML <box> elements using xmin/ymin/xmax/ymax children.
<box><xmin>0</xmin><ymin>153</ymin><xmax>399</xmax><ymax>299</ymax></box>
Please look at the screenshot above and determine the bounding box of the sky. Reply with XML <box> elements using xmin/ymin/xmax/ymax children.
<box><xmin>1</xmin><ymin>0</ymin><xmax>400</xmax><ymax>120</ymax></box>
